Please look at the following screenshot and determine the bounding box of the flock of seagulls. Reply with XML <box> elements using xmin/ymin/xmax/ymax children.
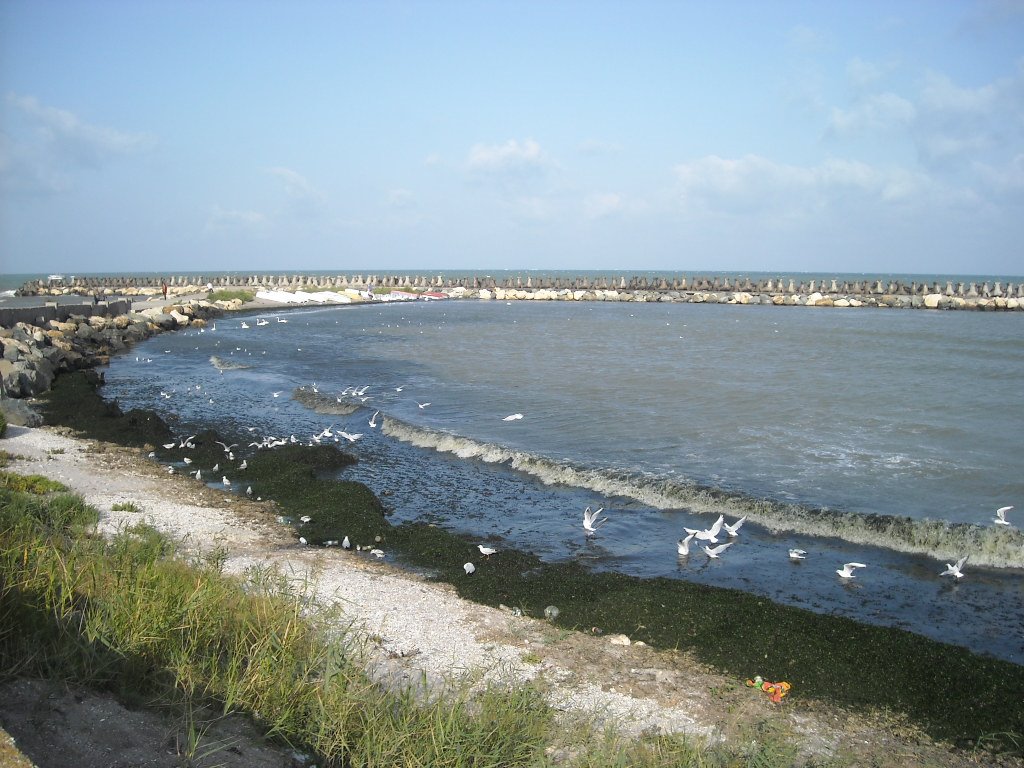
<box><xmin>149</xmin><ymin>314</ymin><xmax>1017</xmax><ymax>592</ymax></box>
<box><xmin>654</xmin><ymin>506</ymin><xmax>1014</xmax><ymax>581</ymax></box>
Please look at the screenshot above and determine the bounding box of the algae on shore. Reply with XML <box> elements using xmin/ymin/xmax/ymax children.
<box><xmin>35</xmin><ymin>370</ymin><xmax>1024</xmax><ymax>754</ymax></box>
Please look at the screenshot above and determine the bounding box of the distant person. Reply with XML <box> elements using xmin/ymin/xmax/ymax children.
<box><xmin>161</xmin><ymin>282</ymin><xmax>168</xmax><ymax>299</ymax></box>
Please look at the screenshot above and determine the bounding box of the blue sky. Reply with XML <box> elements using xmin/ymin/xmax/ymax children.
<box><xmin>1</xmin><ymin>0</ymin><xmax>1022</xmax><ymax>276</ymax></box>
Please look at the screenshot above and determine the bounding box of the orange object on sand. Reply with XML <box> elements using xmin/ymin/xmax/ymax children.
<box><xmin>745</xmin><ymin>675</ymin><xmax>791</xmax><ymax>703</ymax></box>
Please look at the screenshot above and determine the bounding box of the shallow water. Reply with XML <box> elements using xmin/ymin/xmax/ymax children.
<box><xmin>102</xmin><ymin>299</ymin><xmax>1024</xmax><ymax>663</ymax></box>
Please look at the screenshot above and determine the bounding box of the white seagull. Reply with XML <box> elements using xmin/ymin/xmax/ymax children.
<box><xmin>994</xmin><ymin>506</ymin><xmax>1014</xmax><ymax>526</ymax></box>
<box><xmin>221</xmin><ymin>476</ymin><xmax>231</xmax><ymax>487</ymax></box>
<box><xmin>704</xmin><ymin>542</ymin><xmax>733</xmax><ymax>558</ymax></box>
<box><xmin>300</xmin><ymin>515</ymin><xmax>312</xmax><ymax>523</ymax></box>
<box><xmin>502</xmin><ymin>413</ymin><xmax>524</xmax><ymax>421</ymax></box>
<box><xmin>677</xmin><ymin>532</ymin><xmax>696</xmax><ymax>556</ymax></box>
<box><xmin>272</xmin><ymin>391</ymin><xmax>282</xmax><ymax>398</ymax></box>
<box><xmin>464</xmin><ymin>562</ymin><xmax>476</xmax><ymax>575</ymax></box>
<box><xmin>339</xmin><ymin>431</ymin><xmax>363</xmax><ymax>443</ymax></box>
<box><xmin>686</xmin><ymin>514</ymin><xmax>725</xmax><ymax>544</ymax></box>
<box><xmin>941</xmin><ymin>555</ymin><xmax>969</xmax><ymax>579</ymax></box>
<box><xmin>415</xmin><ymin>401</ymin><xmax>431</xmax><ymax>409</ymax></box>
<box><xmin>724</xmin><ymin>516</ymin><xmax>746</xmax><ymax>537</ymax></box>
<box><xmin>342</xmin><ymin>536</ymin><xmax>351</xmax><ymax>549</ymax></box>
<box><xmin>478</xmin><ymin>544</ymin><xmax>497</xmax><ymax>558</ymax></box>
<box><xmin>369</xmin><ymin>411</ymin><xmax>379</xmax><ymax>428</ymax></box>
<box><xmin>583</xmin><ymin>506</ymin><xmax>608</xmax><ymax>535</ymax></box>
<box><xmin>788</xmin><ymin>548</ymin><xmax>807</xmax><ymax>561</ymax></box>
<box><xmin>836</xmin><ymin>562</ymin><xmax>867</xmax><ymax>579</ymax></box>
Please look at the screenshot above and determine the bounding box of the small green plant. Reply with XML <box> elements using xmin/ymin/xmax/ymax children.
<box><xmin>111</xmin><ymin>501</ymin><xmax>141</xmax><ymax>512</ymax></box>
<box><xmin>521</xmin><ymin>651</ymin><xmax>542</xmax><ymax>665</ymax></box>
<box><xmin>46</xmin><ymin>447</ymin><xmax>66</xmax><ymax>455</ymax></box>
<box><xmin>206</xmin><ymin>289</ymin><xmax>254</xmax><ymax>303</ymax></box>
<box><xmin>0</xmin><ymin>471</ymin><xmax>68</xmax><ymax>494</ymax></box>
<box><xmin>0</xmin><ymin>410</ymin><xmax>7</xmax><ymax>438</ymax></box>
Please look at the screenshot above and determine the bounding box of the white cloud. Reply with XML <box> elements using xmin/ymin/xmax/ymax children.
<box><xmin>7</xmin><ymin>93</ymin><xmax>154</xmax><ymax>167</ymax></box>
<box><xmin>578</xmin><ymin>139</ymin><xmax>622</xmax><ymax>155</ymax></box>
<box><xmin>846</xmin><ymin>57</ymin><xmax>891</xmax><ymax>91</ymax></box>
<box><xmin>583</xmin><ymin>192</ymin><xmax>623</xmax><ymax>220</ymax></box>
<box><xmin>205</xmin><ymin>205</ymin><xmax>267</xmax><ymax>232</ymax></box>
<box><xmin>266</xmin><ymin>166</ymin><xmax>325</xmax><ymax>216</ymax></box>
<box><xmin>828</xmin><ymin>92</ymin><xmax>916</xmax><ymax>136</ymax></box>
<box><xmin>920</xmin><ymin>72</ymin><xmax>999</xmax><ymax>113</ymax></box>
<box><xmin>388</xmin><ymin>188</ymin><xmax>415</xmax><ymax>208</ymax></box>
<box><xmin>672</xmin><ymin>154</ymin><xmax>946</xmax><ymax>219</ymax></box>
<box><xmin>467</xmin><ymin>139</ymin><xmax>548</xmax><ymax>175</ymax></box>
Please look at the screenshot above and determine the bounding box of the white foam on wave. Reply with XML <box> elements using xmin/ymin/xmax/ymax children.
<box><xmin>382</xmin><ymin>418</ymin><xmax>1024</xmax><ymax>568</ymax></box>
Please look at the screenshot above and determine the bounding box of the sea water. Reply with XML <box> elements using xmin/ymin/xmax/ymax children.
<box><xmin>101</xmin><ymin>297</ymin><xmax>1024</xmax><ymax>663</ymax></box>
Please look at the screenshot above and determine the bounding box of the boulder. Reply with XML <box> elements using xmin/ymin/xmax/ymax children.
<box><xmin>0</xmin><ymin>396</ymin><xmax>43</xmax><ymax>427</ymax></box>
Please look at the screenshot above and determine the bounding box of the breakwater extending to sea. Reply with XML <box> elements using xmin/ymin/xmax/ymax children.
<box><xmin>15</xmin><ymin>272</ymin><xmax>1024</xmax><ymax>310</ymax></box>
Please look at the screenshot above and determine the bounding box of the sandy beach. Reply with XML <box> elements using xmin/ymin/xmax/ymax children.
<box><xmin>0</xmin><ymin>419</ymin><xmax>1002</xmax><ymax>767</ymax></box>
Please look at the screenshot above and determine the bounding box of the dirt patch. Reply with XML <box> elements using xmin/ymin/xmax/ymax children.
<box><xmin>0</xmin><ymin>679</ymin><xmax>302</xmax><ymax>768</ymax></box>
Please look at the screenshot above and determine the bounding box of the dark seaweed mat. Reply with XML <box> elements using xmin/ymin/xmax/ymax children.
<box><xmin>37</xmin><ymin>371</ymin><xmax>1024</xmax><ymax>753</ymax></box>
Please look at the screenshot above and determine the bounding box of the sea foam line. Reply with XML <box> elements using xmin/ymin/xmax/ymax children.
<box><xmin>381</xmin><ymin>418</ymin><xmax>1024</xmax><ymax>568</ymax></box>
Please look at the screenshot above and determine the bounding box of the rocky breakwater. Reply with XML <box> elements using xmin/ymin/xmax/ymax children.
<box><xmin>459</xmin><ymin>284</ymin><xmax>1024</xmax><ymax>310</ymax></box>
<box><xmin>0</xmin><ymin>300</ymin><xmax>222</xmax><ymax>425</ymax></box>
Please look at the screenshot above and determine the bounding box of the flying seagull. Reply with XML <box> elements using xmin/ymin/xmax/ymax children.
<box><xmin>836</xmin><ymin>562</ymin><xmax>867</xmax><ymax>579</ymax></box>
<box><xmin>415</xmin><ymin>401</ymin><xmax>431</xmax><ymax>409</ymax></box>
<box><xmin>502</xmin><ymin>413</ymin><xmax>524</xmax><ymax>421</ymax></box>
<box><xmin>704</xmin><ymin>542</ymin><xmax>733</xmax><ymax>559</ymax></box>
<box><xmin>788</xmin><ymin>548</ymin><xmax>807</xmax><ymax>561</ymax></box>
<box><xmin>583</xmin><ymin>506</ymin><xmax>608</xmax><ymax>535</ymax></box>
<box><xmin>677</xmin><ymin>532</ymin><xmax>696</xmax><ymax>556</ymax></box>
<box><xmin>994</xmin><ymin>506</ymin><xmax>1014</xmax><ymax>526</ymax></box>
<box><xmin>724</xmin><ymin>516</ymin><xmax>746</xmax><ymax>537</ymax></box>
<box><xmin>941</xmin><ymin>555</ymin><xmax>969</xmax><ymax>579</ymax></box>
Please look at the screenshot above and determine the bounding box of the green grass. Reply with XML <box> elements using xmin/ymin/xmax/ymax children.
<box><xmin>206</xmin><ymin>289</ymin><xmax>255</xmax><ymax>303</ymax></box>
<box><xmin>111</xmin><ymin>501</ymin><xmax>141</xmax><ymax>512</ymax></box>
<box><xmin>0</xmin><ymin>474</ymin><xmax>777</xmax><ymax>767</ymax></box>
<box><xmin>34</xmin><ymin>370</ymin><xmax>1024</xmax><ymax>758</ymax></box>
<box><xmin>0</xmin><ymin>410</ymin><xmax>7</xmax><ymax>438</ymax></box>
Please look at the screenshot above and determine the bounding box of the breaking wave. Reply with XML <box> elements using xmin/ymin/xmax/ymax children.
<box><xmin>382</xmin><ymin>418</ymin><xmax>1024</xmax><ymax>568</ymax></box>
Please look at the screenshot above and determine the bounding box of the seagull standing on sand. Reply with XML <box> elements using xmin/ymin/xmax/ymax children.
<box><xmin>677</xmin><ymin>532</ymin><xmax>696</xmax><ymax>556</ymax></box>
<box><xmin>342</xmin><ymin>536</ymin><xmax>351</xmax><ymax>549</ymax></box>
<box><xmin>836</xmin><ymin>562</ymin><xmax>867</xmax><ymax>579</ymax></box>
<box><xmin>941</xmin><ymin>555</ymin><xmax>969</xmax><ymax>579</ymax></box>
<box><xmin>788</xmin><ymin>548</ymin><xmax>807</xmax><ymax>561</ymax></box>
<box><xmin>993</xmin><ymin>506</ymin><xmax>1014</xmax><ymax>526</ymax></box>
<box><xmin>704</xmin><ymin>542</ymin><xmax>733</xmax><ymax>559</ymax></box>
<box><xmin>583</xmin><ymin>506</ymin><xmax>608</xmax><ymax>535</ymax></box>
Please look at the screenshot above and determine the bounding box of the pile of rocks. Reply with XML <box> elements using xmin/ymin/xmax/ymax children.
<box><xmin>462</xmin><ymin>286</ymin><xmax>1023</xmax><ymax>310</ymax></box>
<box><xmin>0</xmin><ymin>300</ymin><xmax>221</xmax><ymax>418</ymax></box>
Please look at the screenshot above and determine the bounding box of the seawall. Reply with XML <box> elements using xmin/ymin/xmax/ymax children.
<box><xmin>18</xmin><ymin>273</ymin><xmax>1024</xmax><ymax>310</ymax></box>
